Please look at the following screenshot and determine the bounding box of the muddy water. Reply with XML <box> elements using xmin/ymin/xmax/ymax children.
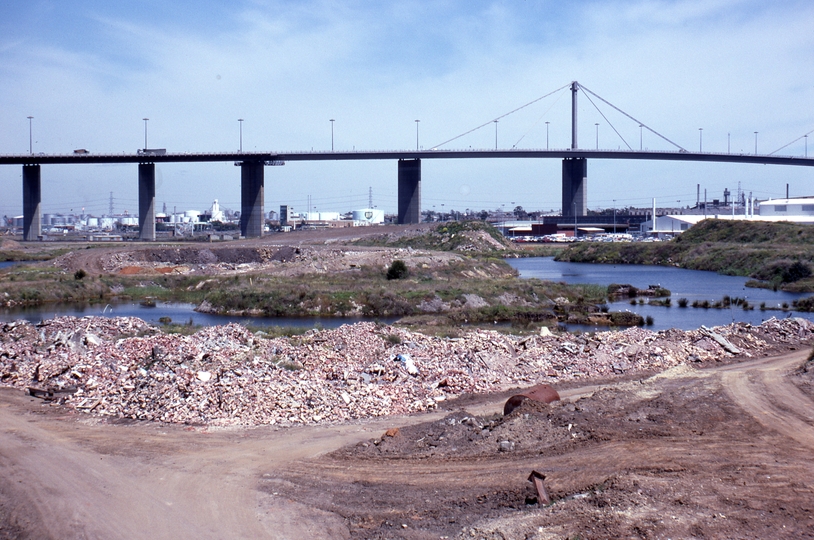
<box><xmin>508</xmin><ymin>257</ymin><xmax>814</xmax><ymax>331</ymax></box>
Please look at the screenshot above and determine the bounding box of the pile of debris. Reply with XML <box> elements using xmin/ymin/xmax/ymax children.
<box><xmin>1</xmin><ymin>316</ymin><xmax>811</xmax><ymax>427</ymax></box>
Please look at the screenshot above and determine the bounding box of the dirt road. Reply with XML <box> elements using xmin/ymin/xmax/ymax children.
<box><xmin>2</xmin><ymin>348</ymin><xmax>813</xmax><ymax>539</ymax></box>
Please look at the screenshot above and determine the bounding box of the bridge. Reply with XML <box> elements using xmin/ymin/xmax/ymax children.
<box><xmin>3</xmin><ymin>82</ymin><xmax>814</xmax><ymax>241</ymax></box>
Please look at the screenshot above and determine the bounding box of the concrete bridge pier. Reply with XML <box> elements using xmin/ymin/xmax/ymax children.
<box><xmin>240</xmin><ymin>160</ymin><xmax>265</xmax><ymax>238</ymax></box>
<box><xmin>562</xmin><ymin>158</ymin><xmax>587</xmax><ymax>217</ymax></box>
<box><xmin>138</xmin><ymin>163</ymin><xmax>156</xmax><ymax>241</ymax></box>
<box><xmin>397</xmin><ymin>159</ymin><xmax>421</xmax><ymax>224</ymax></box>
<box><xmin>22</xmin><ymin>164</ymin><xmax>41</xmax><ymax>241</ymax></box>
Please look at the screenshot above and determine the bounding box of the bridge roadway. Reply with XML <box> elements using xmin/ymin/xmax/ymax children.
<box><xmin>3</xmin><ymin>148</ymin><xmax>814</xmax><ymax>166</ymax></box>
<box><xmin>3</xmin><ymin>148</ymin><xmax>813</xmax><ymax>241</ymax></box>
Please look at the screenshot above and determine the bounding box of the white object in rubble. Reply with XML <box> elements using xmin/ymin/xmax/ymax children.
<box><xmin>394</xmin><ymin>353</ymin><xmax>419</xmax><ymax>376</ymax></box>
<box><xmin>197</xmin><ymin>371</ymin><xmax>212</xmax><ymax>382</ymax></box>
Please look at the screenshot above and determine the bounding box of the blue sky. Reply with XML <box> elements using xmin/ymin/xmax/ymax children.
<box><xmin>1</xmin><ymin>0</ymin><xmax>813</xmax><ymax>217</ymax></box>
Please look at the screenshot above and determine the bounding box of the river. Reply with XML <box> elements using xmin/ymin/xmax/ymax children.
<box><xmin>506</xmin><ymin>257</ymin><xmax>814</xmax><ymax>331</ymax></box>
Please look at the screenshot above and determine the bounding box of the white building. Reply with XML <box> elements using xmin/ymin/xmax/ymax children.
<box><xmin>304</xmin><ymin>212</ymin><xmax>341</xmax><ymax>221</ymax></box>
<box><xmin>210</xmin><ymin>199</ymin><xmax>224</xmax><ymax>222</ymax></box>
<box><xmin>642</xmin><ymin>211</ymin><xmax>814</xmax><ymax>236</ymax></box>
<box><xmin>756</xmin><ymin>197</ymin><xmax>814</xmax><ymax>217</ymax></box>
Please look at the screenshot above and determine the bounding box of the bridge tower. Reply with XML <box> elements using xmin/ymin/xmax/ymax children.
<box><xmin>562</xmin><ymin>81</ymin><xmax>587</xmax><ymax>217</ymax></box>
<box><xmin>138</xmin><ymin>163</ymin><xmax>156</xmax><ymax>241</ymax></box>
<box><xmin>397</xmin><ymin>159</ymin><xmax>421</xmax><ymax>224</ymax></box>
<box><xmin>22</xmin><ymin>164</ymin><xmax>41</xmax><ymax>241</ymax></box>
<box><xmin>240</xmin><ymin>160</ymin><xmax>265</xmax><ymax>237</ymax></box>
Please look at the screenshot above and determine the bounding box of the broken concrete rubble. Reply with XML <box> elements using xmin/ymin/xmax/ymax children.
<box><xmin>0</xmin><ymin>316</ymin><xmax>811</xmax><ymax>427</ymax></box>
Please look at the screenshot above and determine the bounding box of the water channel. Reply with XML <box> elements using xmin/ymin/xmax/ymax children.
<box><xmin>2</xmin><ymin>258</ymin><xmax>812</xmax><ymax>332</ymax></box>
<box><xmin>0</xmin><ymin>300</ymin><xmax>393</xmax><ymax>330</ymax></box>
<box><xmin>506</xmin><ymin>257</ymin><xmax>814</xmax><ymax>331</ymax></box>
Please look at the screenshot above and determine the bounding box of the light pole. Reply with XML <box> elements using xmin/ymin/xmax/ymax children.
<box><xmin>639</xmin><ymin>124</ymin><xmax>643</xmax><ymax>150</ymax></box>
<box><xmin>699</xmin><ymin>128</ymin><xmax>703</xmax><ymax>152</ymax></box>
<box><xmin>27</xmin><ymin>116</ymin><xmax>33</xmax><ymax>154</ymax></box>
<box><xmin>143</xmin><ymin>118</ymin><xmax>149</xmax><ymax>150</ymax></box>
<box><xmin>494</xmin><ymin>120</ymin><xmax>498</xmax><ymax>150</ymax></box>
<box><xmin>754</xmin><ymin>131</ymin><xmax>758</xmax><ymax>154</ymax></box>
<box><xmin>728</xmin><ymin>132</ymin><xmax>730</xmax><ymax>154</ymax></box>
<box><xmin>573</xmin><ymin>201</ymin><xmax>577</xmax><ymax>238</ymax></box>
<box><xmin>545</xmin><ymin>121</ymin><xmax>550</xmax><ymax>150</ymax></box>
<box><xmin>806</xmin><ymin>134</ymin><xmax>809</xmax><ymax>158</ymax></box>
<box><xmin>595</xmin><ymin>123</ymin><xmax>599</xmax><ymax>150</ymax></box>
<box><xmin>613</xmin><ymin>199</ymin><xmax>616</xmax><ymax>234</ymax></box>
<box><xmin>238</xmin><ymin>118</ymin><xmax>243</xmax><ymax>152</ymax></box>
<box><xmin>330</xmin><ymin>119</ymin><xmax>335</xmax><ymax>151</ymax></box>
<box><xmin>415</xmin><ymin>120</ymin><xmax>420</xmax><ymax>151</ymax></box>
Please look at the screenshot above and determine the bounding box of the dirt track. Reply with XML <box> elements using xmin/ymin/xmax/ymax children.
<box><xmin>2</xmin><ymin>348</ymin><xmax>814</xmax><ymax>539</ymax></box>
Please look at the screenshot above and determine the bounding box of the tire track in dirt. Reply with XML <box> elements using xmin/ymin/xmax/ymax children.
<box><xmin>722</xmin><ymin>350</ymin><xmax>814</xmax><ymax>449</ymax></box>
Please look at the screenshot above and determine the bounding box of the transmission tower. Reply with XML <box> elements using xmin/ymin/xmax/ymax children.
<box><xmin>109</xmin><ymin>192</ymin><xmax>114</xmax><ymax>215</ymax></box>
<box><xmin>368</xmin><ymin>186</ymin><xmax>373</xmax><ymax>208</ymax></box>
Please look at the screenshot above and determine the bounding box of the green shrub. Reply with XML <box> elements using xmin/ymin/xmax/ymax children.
<box><xmin>74</xmin><ymin>269</ymin><xmax>87</xmax><ymax>280</ymax></box>
<box><xmin>386</xmin><ymin>260</ymin><xmax>409</xmax><ymax>280</ymax></box>
<box><xmin>609</xmin><ymin>311</ymin><xmax>644</xmax><ymax>326</ymax></box>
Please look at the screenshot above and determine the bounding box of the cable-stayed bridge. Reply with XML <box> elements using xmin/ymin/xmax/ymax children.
<box><xmin>2</xmin><ymin>82</ymin><xmax>813</xmax><ymax>240</ymax></box>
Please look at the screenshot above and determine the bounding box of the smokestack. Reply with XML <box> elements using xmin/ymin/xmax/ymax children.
<box><xmin>652</xmin><ymin>198</ymin><xmax>656</xmax><ymax>234</ymax></box>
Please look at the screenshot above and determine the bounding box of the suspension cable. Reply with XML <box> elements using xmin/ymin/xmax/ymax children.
<box><xmin>769</xmin><ymin>128</ymin><xmax>814</xmax><ymax>156</ymax></box>
<box><xmin>581</xmin><ymin>88</ymin><xmax>631</xmax><ymax>150</ymax></box>
<box><xmin>512</xmin><ymin>90</ymin><xmax>566</xmax><ymax>148</ymax></box>
<box><xmin>578</xmin><ymin>83</ymin><xmax>687</xmax><ymax>152</ymax></box>
<box><xmin>431</xmin><ymin>82</ymin><xmax>572</xmax><ymax>149</ymax></box>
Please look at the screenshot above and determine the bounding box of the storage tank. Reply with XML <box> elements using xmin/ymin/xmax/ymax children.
<box><xmin>352</xmin><ymin>208</ymin><xmax>384</xmax><ymax>224</ymax></box>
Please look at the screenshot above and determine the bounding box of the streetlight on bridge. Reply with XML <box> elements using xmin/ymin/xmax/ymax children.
<box><xmin>143</xmin><ymin>118</ymin><xmax>149</xmax><ymax>150</ymax></box>
<box><xmin>806</xmin><ymin>134</ymin><xmax>809</xmax><ymax>158</ymax></box>
<box><xmin>494</xmin><ymin>120</ymin><xmax>498</xmax><ymax>150</ymax></box>
<box><xmin>639</xmin><ymin>125</ymin><xmax>643</xmax><ymax>150</ymax></box>
<box><xmin>238</xmin><ymin>119</ymin><xmax>244</xmax><ymax>153</ymax></box>
<box><xmin>26</xmin><ymin>116</ymin><xmax>33</xmax><ymax>155</ymax></box>
<box><xmin>595</xmin><ymin>123</ymin><xmax>599</xmax><ymax>150</ymax></box>
<box><xmin>754</xmin><ymin>131</ymin><xmax>758</xmax><ymax>154</ymax></box>
<box><xmin>415</xmin><ymin>120</ymin><xmax>420</xmax><ymax>151</ymax></box>
<box><xmin>698</xmin><ymin>128</ymin><xmax>703</xmax><ymax>152</ymax></box>
<box><xmin>330</xmin><ymin>119</ymin><xmax>335</xmax><ymax>151</ymax></box>
<box><xmin>545</xmin><ymin>121</ymin><xmax>550</xmax><ymax>150</ymax></box>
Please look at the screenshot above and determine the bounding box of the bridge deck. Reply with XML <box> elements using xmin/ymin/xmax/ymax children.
<box><xmin>1</xmin><ymin>149</ymin><xmax>813</xmax><ymax>167</ymax></box>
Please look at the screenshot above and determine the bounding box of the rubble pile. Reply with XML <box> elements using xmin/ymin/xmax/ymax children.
<box><xmin>1</xmin><ymin>316</ymin><xmax>811</xmax><ymax>427</ymax></box>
